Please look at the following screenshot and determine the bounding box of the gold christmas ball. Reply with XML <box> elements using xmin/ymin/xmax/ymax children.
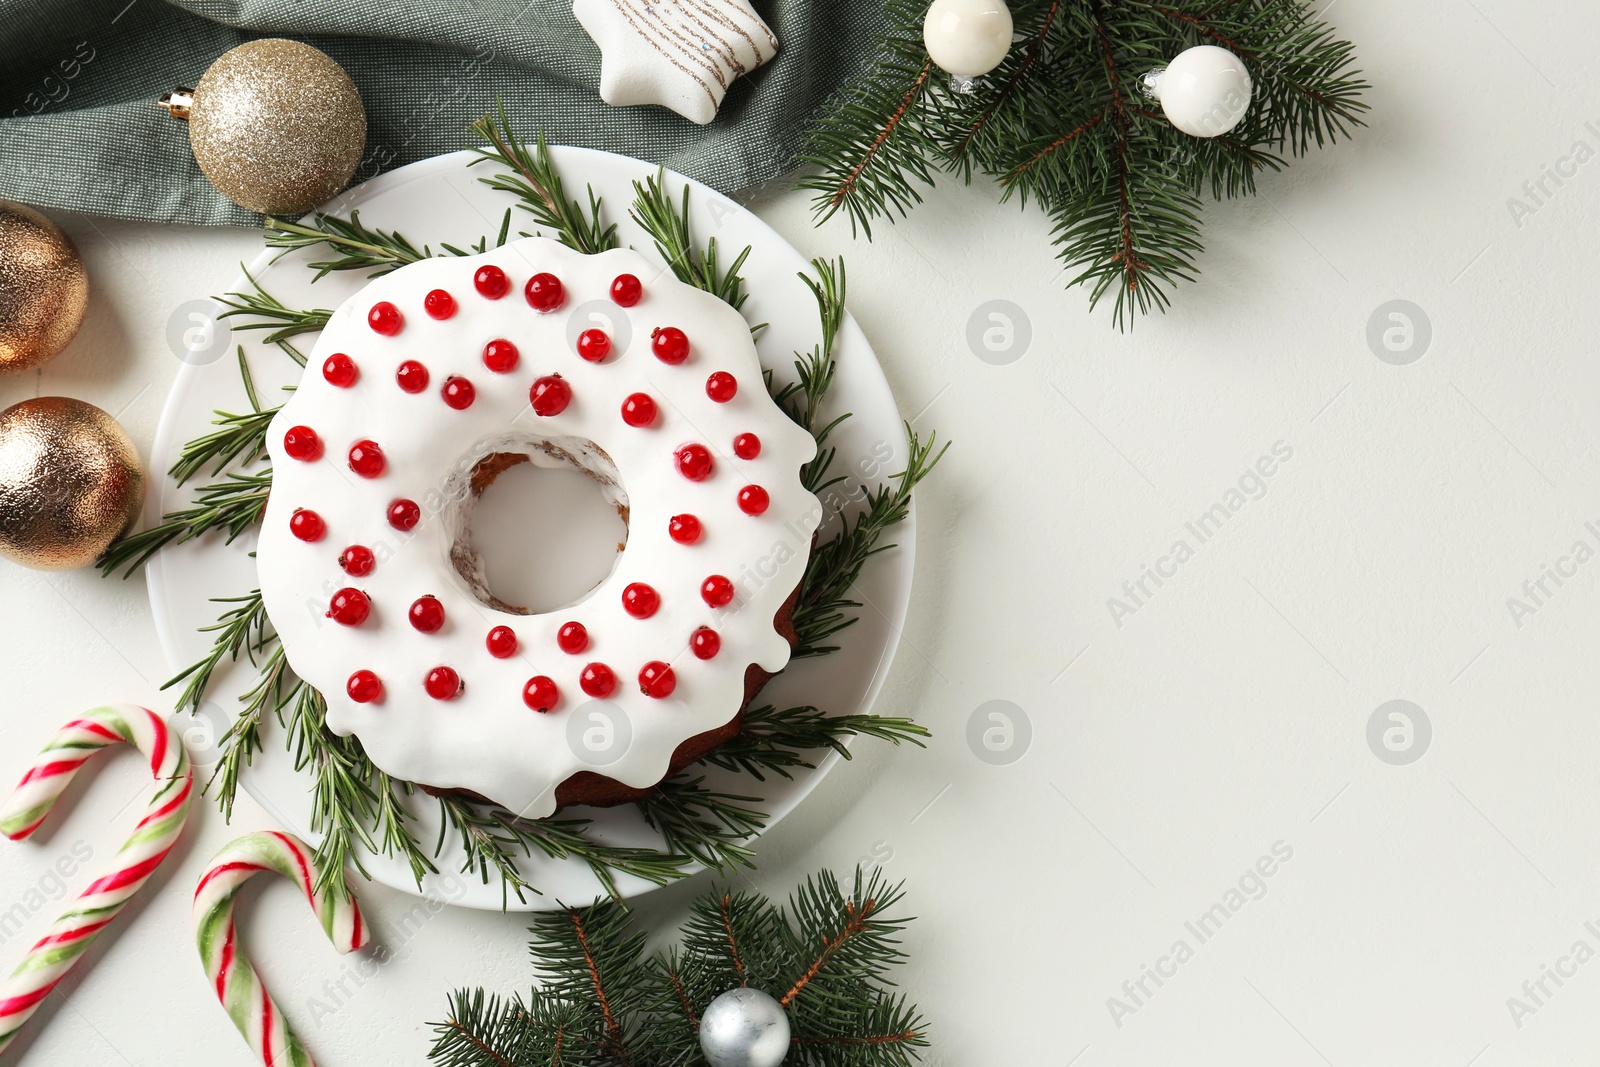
<box><xmin>185</xmin><ymin>39</ymin><xmax>366</xmax><ymax>216</ymax></box>
<box><xmin>0</xmin><ymin>200</ymin><xmax>88</xmax><ymax>374</ymax></box>
<box><xmin>0</xmin><ymin>397</ymin><xmax>144</xmax><ymax>571</ymax></box>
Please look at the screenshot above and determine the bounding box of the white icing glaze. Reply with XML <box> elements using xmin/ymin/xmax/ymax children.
<box><xmin>257</xmin><ymin>238</ymin><xmax>820</xmax><ymax>818</ymax></box>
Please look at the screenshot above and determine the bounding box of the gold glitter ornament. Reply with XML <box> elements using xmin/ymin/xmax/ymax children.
<box><xmin>161</xmin><ymin>39</ymin><xmax>366</xmax><ymax>216</ymax></box>
<box><xmin>0</xmin><ymin>200</ymin><xmax>89</xmax><ymax>375</ymax></box>
<box><xmin>0</xmin><ymin>397</ymin><xmax>145</xmax><ymax>571</ymax></box>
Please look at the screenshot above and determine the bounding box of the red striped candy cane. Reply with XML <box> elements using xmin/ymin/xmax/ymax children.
<box><xmin>0</xmin><ymin>704</ymin><xmax>193</xmax><ymax>1054</ymax></box>
<box><xmin>193</xmin><ymin>831</ymin><xmax>368</xmax><ymax>1067</ymax></box>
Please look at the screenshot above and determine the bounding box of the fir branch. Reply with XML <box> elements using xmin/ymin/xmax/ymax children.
<box><xmin>799</xmin><ymin>0</ymin><xmax>940</xmax><ymax>236</ymax></box>
<box><xmin>96</xmin><ymin>471</ymin><xmax>271</xmax><ymax>579</ymax></box>
<box><xmin>803</xmin><ymin>0</ymin><xmax>1366</xmax><ymax>325</ymax></box>
<box><xmin>215</xmin><ymin>268</ymin><xmax>329</xmax><ymax>360</ymax></box>
<box><xmin>794</xmin><ymin>426</ymin><xmax>948</xmax><ymax>657</ymax></box>
<box><xmin>431</xmin><ymin>990</ymin><xmax>587</xmax><ymax>1067</ymax></box>
<box><xmin>468</xmin><ymin>103</ymin><xmax>618</xmax><ymax>254</ymax></box>
<box><xmin>430</xmin><ymin>868</ymin><xmax>928</xmax><ymax>1067</ymax></box>
<box><xmin>629</xmin><ymin>168</ymin><xmax>752</xmax><ymax>310</ymax></box>
<box><xmin>699</xmin><ymin>705</ymin><xmax>929</xmax><ymax>782</ymax></box>
<box><xmin>161</xmin><ymin>590</ymin><xmax>273</xmax><ymax>717</ymax></box>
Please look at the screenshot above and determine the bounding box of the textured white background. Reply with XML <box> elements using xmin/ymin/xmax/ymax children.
<box><xmin>6</xmin><ymin>1</ymin><xmax>1600</xmax><ymax>1062</ymax></box>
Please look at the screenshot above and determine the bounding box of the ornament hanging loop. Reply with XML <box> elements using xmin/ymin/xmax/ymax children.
<box><xmin>158</xmin><ymin>88</ymin><xmax>194</xmax><ymax>120</ymax></box>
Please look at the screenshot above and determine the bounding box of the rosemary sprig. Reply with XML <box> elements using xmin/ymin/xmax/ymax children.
<box><xmin>208</xmin><ymin>651</ymin><xmax>293</xmax><ymax>820</ymax></box>
<box><xmin>215</xmin><ymin>268</ymin><xmax>330</xmax><ymax>363</ymax></box>
<box><xmin>698</xmin><ymin>704</ymin><xmax>930</xmax><ymax>782</ymax></box>
<box><xmin>264</xmin><ymin>211</ymin><xmax>431</xmax><ymax>280</ymax></box>
<box><xmin>773</xmin><ymin>259</ymin><xmax>853</xmax><ymax>495</ymax></box>
<box><xmin>468</xmin><ymin>103</ymin><xmax>618</xmax><ymax>255</ymax></box>
<box><xmin>437</xmin><ymin>795</ymin><xmax>692</xmax><ymax>908</ymax></box>
<box><xmin>168</xmin><ymin>347</ymin><xmax>275</xmax><ymax>486</ymax></box>
<box><xmin>283</xmin><ymin>683</ymin><xmax>384</xmax><ymax>895</ymax></box>
<box><xmin>97</xmin><ymin>471</ymin><xmax>271</xmax><ymax>579</ymax></box>
<box><xmin>634</xmin><ymin>776</ymin><xmax>767</xmax><ymax>874</ymax></box>
<box><xmin>793</xmin><ymin>426</ymin><xmax>948</xmax><ymax>658</ymax></box>
<box><xmin>163</xmin><ymin>590</ymin><xmax>274</xmax><ymax>717</ymax></box>
<box><xmin>630</xmin><ymin>168</ymin><xmax>752</xmax><ymax>310</ymax></box>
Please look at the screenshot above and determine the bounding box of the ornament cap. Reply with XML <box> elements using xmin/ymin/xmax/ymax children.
<box><xmin>158</xmin><ymin>87</ymin><xmax>194</xmax><ymax>120</ymax></box>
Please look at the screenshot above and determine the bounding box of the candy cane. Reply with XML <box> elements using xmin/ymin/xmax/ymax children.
<box><xmin>193</xmin><ymin>831</ymin><xmax>368</xmax><ymax>1067</ymax></box>
<box><xmin>0</xmin><ymin>703</ymin><xmax>192</xmax><ymax>1054</ymax></box>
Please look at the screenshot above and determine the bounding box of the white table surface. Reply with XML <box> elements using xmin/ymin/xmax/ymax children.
<box><xmin>7</xmin><ymin>3</ymin><xmax>1600</xmax><ymax>1062</ymax></box>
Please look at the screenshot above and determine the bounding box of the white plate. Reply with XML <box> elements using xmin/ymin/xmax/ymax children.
<box><xmin>145</xmin><ymin>148</ymin><xmax>916</xmax><ymax>910</ymax></box>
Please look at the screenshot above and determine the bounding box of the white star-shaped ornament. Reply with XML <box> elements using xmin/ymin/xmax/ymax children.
<box><xmin>573</xmin><ymin>0</ymin><xmax>779</xmax><ymax>125</ymax></box>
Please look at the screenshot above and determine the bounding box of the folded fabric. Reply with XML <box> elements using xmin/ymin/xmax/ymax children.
<box><xmin>0</xmin><ymin>0</ymin><xmax>883</xmax><ymax>226</ymax></box>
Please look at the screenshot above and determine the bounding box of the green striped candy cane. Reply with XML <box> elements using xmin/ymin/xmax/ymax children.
<box><xmin>193</xmin><ymin>831</ymin><xmax>369</xmax><ymax>1067</ymax></box>
<box><xmin>0</xmin><ymin>704</ymin><xmax>193</xmax><ymax>1054</ymax></box>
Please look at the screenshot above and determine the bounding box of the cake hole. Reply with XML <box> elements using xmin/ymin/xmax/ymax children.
<box><xmin>447</xmin><ymin>439</ymin><xmax>628</xmax><ymax>615</ymax></box>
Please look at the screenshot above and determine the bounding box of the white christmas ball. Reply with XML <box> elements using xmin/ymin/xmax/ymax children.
<box><xmin>699</xmin><ymin>988</ymin><xmax>791</xmax><ymax>1067</ymax></box>
<box><xmin>1154</xmin><ymin>44</ymin><xmax>1252</xmax><ymax>137</ymax></box>
<box><xmin>923</xmin><ymin>0</ymin><xmax>1014</xmax><ymax>78</ymax></box>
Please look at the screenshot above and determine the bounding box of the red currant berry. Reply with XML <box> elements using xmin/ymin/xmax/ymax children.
<box><xmin>580</xmin><ymin>662</ymin><xmax>616</xmax><ymax>698</ymax></box>
<box><xmin>738</xmin><ymin>485</ymin><xmax>770</xmax><ymax>515</ymax></box>
<box><xmin>706</xmin><ymin>372</ymin><xmax>737</xmax><ymax>403</ymax></box>
<box><xmin>525</xmin><ymin>272</ymin><xmax>565</xmax><ymax>312</ymax></box>
<box><xmin>283</xmin><ymin>425</ymin><xmax>323</xmax><ymax>462</ymax></box>
<box><xmin>348</xmin><ymin>440</ymin><xmax>386</xmax><ymax>478</ymax></box>
<box><xmin>322</xmin><ymin>353</ymin><xmax>358</xmax><ymax>388</ymax></box>
<box><xmin>522</xmin><ymin>676</ymin><xmax>559</xmax><ymax>712</ymax></box>
<box><xmin>424</xmin><ymin>288</ymin><xmax>457</xmax><ymax>320</ymax></box>
<box><xmin>639</xmin><ymin>661</ymin><xmax>676</xmax><ymax>699</ymax></box>
<box><xmin>530</xmin><ymin>375</ymin><xmax>571</xmax><ymax>416</ymax></box>
<box><xmin>409</xmin><ymin>595</ymin><xmax>445</xmax><ymax>633</ymax></box>
<box><xmin>474</xmin><ymin>264</ymin><xmax>510</xmax><ymax>300</ymax></box>
<box><xmin>690</xmin><ymin>627</ymin><xmax>721</xmax><ymax>660</ymax></box>
<box><xmin>701</xmin><ymin>575</ymin><xmax>734</xmax><ymax>608</ymax></box>
<box><xmin>611</xmin><ymin>274</ymin><xmax>643</xmax><ymax>307</ymax></box>
<box><xmin>486</xmin><ymin>626</ymin><xmax>518</xmax><ymax>658</ymax></box>
<box><xmin>442</xmin><ymin>376</ymin><xmax>476</xmax><ymax>410</ymax></box>
<box><xmin>327</xmin><ymin>588</ymin><xmax>371</xmax><ymax>626</ymax></box>
<box><xmin>368</xmin><ymin>301</ymin><xmax>403</xmax><ymax>336</ymax></box>
<box><xmin>675</xmin><ymin>443</ymin><xmax>714</xmax><ymax>481</ymax></box>
<box><xmin>576</xmin><ymin>328</ymin><xmax>611</xmax><ymax>363</ymax></box>
<box><xmin>396</xmin><ymin>360</ymin><xmax>429</xmax><ymax>393</ymax></box>
<box><xmin>290</xmin><ymin>508</ymin><xmax>326</xmax><ymax>542</ymax></box>
<box><xmin>482</xmin><ymin>338</ymin><xmax>519</xmax><ymax>373</ymax></box>
<box><xmin>339</xmin><ymin>545</ymin><xmax>375</xmax><ymax>577</ymax></box>
<box><xmin>347</xmin><ymin>670</ymin><xmax>383</xmax><ymax>703</ymax></box>
<box><xmin>668</xmin><ymin>513</ymin><xmax>702</xmax><ymax>544</ymax></box>
<box><xmin>425</xmin><ymin>666</ymin><xmax>462</xmax><ymax>700</ymax></box>
<box><xmin>621</xmin><ymin>392</ymin><xmax>657</xmax><ymax>427</ymax></box>
<box><xmin>733</xmin><ymin>433</ymin><xmax>761</xmax><ymax>460</ymax></box>
<box><xmin>388</xmin><ymin>498</ymin><xmax>421</xmax><ymax>531</ymax></box>
<box><xmin>622</xmin><ymin>582</ymin><xmax>660</xmax><ymax>619</ymax></box>
<box><xmin>651</xmin><ymin>326</ymin><xmax>689</xmax><ymax>364</ymax></box>
<box><xmin>557</xmin><ymin>621</ymin><xmax>588</xmax><ymax>654</ymax></box>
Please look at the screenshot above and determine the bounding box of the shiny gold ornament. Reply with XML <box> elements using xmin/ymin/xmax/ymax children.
<box><xmin>0</xmin><ymin>200</ymin><xmax>89</xmax><ymax>374</ymax></box>
<box><xmin>161</xmin><ymin>39</ymin><xmax>366</xmax><ymax>216</ymax></box>
<box><xmin>0</xmin><ymin>397</ymin><xmax>144</xmax><ymax>571</ymax></box>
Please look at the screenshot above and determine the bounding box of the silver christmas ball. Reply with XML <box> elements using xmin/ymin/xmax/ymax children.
<box><xmin>699</xmin><ymin>987</ymin><xmax>790</xmax><ymax>1067</ymax></box>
